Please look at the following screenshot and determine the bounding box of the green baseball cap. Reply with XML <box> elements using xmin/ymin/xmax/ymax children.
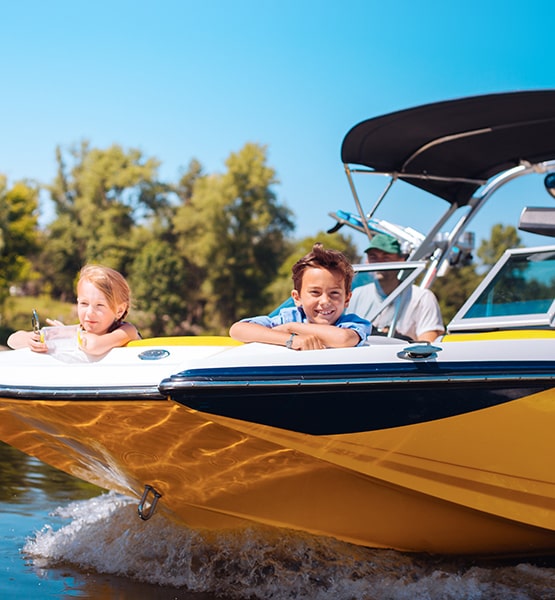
<box><xmin>364</xmin><ymin>233</ymin><xmax>402</xmax><ymax>255</ymax></box>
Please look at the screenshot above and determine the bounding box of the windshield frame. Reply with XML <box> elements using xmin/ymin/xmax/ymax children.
<box><xmin>448</xmin><ymin>245</ymin><xmax>555</xmax><ymax>333</ymax></box>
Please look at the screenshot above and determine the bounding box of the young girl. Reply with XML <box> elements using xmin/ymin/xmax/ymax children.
<box><xmin>230</xmin><ymin>243</ymin><xmax>371</xmax><ymax>350</ymax></box>
<box><xmin>7</xmin><ymin>264</ymin><xmax>140</xmax><ymax>356</ymax></box>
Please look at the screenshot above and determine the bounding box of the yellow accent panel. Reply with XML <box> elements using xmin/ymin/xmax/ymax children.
<box><xmin>443</xmin><ymin>330</ymin><xmax>555</xmax><ymax>342</ymax></box>
<box><xmin>128</xmin><ymin>336</ymin><xmax>243</xmax><ymax>347</ymax></box>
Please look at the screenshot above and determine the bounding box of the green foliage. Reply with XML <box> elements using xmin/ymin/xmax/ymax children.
<box><xmin>476</xmin><ymin>224</ymin><xmax>522</xmax><ymax>267</ymax></box>
<box><xmin>0</xmin><ymin>295</ymin><xmax>76</xmax><ymax>346</ymax></box>
<box><xmin>0</xmin><ymin>177</ymin><xmax>41</xmax><ymax>304</ymax></box>
<box><xmin>430</xmin><ymin>265</ymin><xmax>483</xmax><ymax>324</ymax></box>
<box><xmin>125</xmin><ymin>160</ymin><xmax>207</xmax><ymax>337</ymax></box>
<box><xmin>173</xmin><ymin>158</ymin><xmax>203</xmax><ymax>204</ymax></box>
<box><xmin>42</xmin><ymin>141</ymin><xmax>163</xmax><ymax>298</ymax></box>
<box><xmin>173</xmin><ymin>143</ymin><xmax>295</xmax><ymax>333</ymax></box>
<box><xmin>129</xmin><ymin>239</ymin><xmax>201</xmax><ymax>337</ymax></box>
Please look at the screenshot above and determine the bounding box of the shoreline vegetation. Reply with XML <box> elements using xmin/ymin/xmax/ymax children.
<box><xmin>1</xmin><ymin>296</ymin><xmax>76</xmax><ymax>348</ymax></box>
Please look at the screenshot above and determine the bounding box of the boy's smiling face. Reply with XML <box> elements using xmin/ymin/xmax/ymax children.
<box><xmin>291</xmin><ymin>267</ymin><xmax>351</xmax><ymax>324</ymax></box>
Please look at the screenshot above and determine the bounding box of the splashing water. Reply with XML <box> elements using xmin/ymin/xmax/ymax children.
<box><xmin>23</xmin><ymin>492</ymin><xmax>555</xmax><ymax>600</ymax></box>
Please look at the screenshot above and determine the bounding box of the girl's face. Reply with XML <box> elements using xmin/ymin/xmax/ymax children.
<box><xmin>291</xmin><ymin>267</ymin><xmax>351</xmax><ymax>325</ymax></box>
<box><xmin>77</xmin><ymin>279</ymin><xmax>125</xmax><ymax>334</ymax></box>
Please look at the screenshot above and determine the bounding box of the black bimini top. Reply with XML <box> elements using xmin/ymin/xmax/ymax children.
<box><xmin>341</xmin><ymin>90</ymin><xmax>555</xmax><ymax>206</ymax></box>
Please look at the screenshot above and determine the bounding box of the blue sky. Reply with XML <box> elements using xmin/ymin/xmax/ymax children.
<box><xmin>2</xmin><ymin>0</ymin><xmax>555</xmax><ymax>252</ymax></box>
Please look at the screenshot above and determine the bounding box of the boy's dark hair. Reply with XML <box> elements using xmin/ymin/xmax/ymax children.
<box><xmin>291</xmin><ymin>243</ymin><xmax>354</xmax><ymax>292</ymax></box>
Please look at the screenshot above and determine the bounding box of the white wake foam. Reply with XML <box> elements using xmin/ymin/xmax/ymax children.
<box><xmin>23</xmin><ymin>492</ymin><xmax>555</xmax><ymax>599</ymax></box>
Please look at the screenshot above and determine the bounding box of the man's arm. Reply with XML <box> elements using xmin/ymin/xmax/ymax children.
<box><xmin>413</xmin><ymin>289</ymin><xmax>445</xmax><ymax>342</ymax></box>
<box><xmin>416</xmin><ymin>329</ymin><xmax>444</xmax><ymax>343</ymax></box>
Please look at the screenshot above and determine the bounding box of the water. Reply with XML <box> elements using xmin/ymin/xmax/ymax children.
<box><xmin>1</xmin><ymin>441</ymin><xmax>554</xmax><ymax>600</ymax></box>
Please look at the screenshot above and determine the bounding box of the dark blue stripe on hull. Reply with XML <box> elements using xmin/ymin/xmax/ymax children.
<box><xmin>165</xmin><ymin>359</ymin><xmax>555</xmax><ymax>382</ymax></box>
<box><xmin>161</xmin><ymin>361</ymin><xmax>555</xmax><ymax>435</ymax></box>
<box><xmin>167</xmin><ymin>380</ymin><xmax>550</xmax><ymax>435</ymax></box>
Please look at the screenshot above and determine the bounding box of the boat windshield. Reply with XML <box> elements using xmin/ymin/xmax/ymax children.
<box><xmin>448</xmin><ymin>246</ymin><xmax>555</xmax><ymax>332</ymax></box>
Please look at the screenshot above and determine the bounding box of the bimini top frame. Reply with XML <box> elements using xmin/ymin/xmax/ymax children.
<box><xmin>338</xmin><ymin>90</ymin><xmax>555</xmax><ymax>287</ymax></box>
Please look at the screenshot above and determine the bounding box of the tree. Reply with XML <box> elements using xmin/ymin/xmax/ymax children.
<box><xmin>129</xmin><ymin>238</ymin><xmax>197</xmax><ymax>336</ymax></box>
<box><xmin>42</xmin><ymin>141</ymin><xmax>162</xmax><ymax>298</ymax></box>
<box><xmin>128</xmin><ymin>160</ymin><xmax>205</xmax><ymax>336</ymax></box>
<box><xmin>430</xmin><ymin>265</ymin><xmax>481</xmax><ymax>324</ymax></box>
<box><xmin>174</xmin><ymin>158</ymin><xmax>203</xmax><ymax>205</ymax></box>
<box><xmin>173</xmin><ymin>143</ymin><xmax>295</xmax><ymax>333</ymax></box>
<box><xmin>0</xmin><ymin>176</ymin><xmax>40</xmax><ymax>305</ymax></box>
<box><xmin>476</xmin><ymin>224</ymin><xmax>522</xmax><ymax>268</ymax></box>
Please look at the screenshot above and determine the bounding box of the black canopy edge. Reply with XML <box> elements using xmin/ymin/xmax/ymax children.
<box><xmin>341</xmin><ymin>91</ymin><xmax>555</xmax><ymax>205</ymax></box>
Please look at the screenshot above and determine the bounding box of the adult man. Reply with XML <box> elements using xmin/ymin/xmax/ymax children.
<box><xmin>348</xmin><ymin>233</ymin><xmax>444</xmax><ymax>342</ymax></box>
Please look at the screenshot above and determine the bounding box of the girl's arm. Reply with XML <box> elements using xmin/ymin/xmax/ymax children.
<box><xmin>7</xmin><ymin>330</ymin><xmax>48</xmax><ymax>352</ymax></box>
<box><xmin>7</xmin><ymin>316</ymin><xmax>65</xmax><ymax>352</ymax></box>
<box><xmin>79</xmin><ymin>322</ymin><xmax>140</xmax><ymax>356</ymax></box>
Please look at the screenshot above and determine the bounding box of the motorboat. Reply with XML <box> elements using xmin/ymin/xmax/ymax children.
<box><xmin>1</xmin><ymin>91</ymin><xmax>555</xmax><ymax>556</ymax></box>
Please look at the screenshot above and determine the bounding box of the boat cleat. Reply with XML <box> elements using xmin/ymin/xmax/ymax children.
<box><xmin>398</xmin><ymin>342</ymin><xmax>442</xmax><ymax>360</ymax></box>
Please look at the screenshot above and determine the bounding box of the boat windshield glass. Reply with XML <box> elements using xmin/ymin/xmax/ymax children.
<box><xmin>448</xmin><ymin>246</ymin><xmax>555</xmax><ymax>332</ymax></box>
<box><xmin>466</xmin><ymin>252</ymin><xmax>555</xmax><ymax>317</ymax></box>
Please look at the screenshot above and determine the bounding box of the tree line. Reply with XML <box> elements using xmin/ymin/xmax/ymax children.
<box><xmin>0</xmin><ymin>142</ymin><xmax>359</xmax><ymax>338</ymax></box>
<box><xmin>0</xmin><ymin>140</ymin><xmax>520</xmax><ymax>339</ymax></box>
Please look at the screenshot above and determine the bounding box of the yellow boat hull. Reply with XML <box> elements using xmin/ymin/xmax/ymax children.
<box><xmin>1</xmin><ymin>386</ymin><xmax>554</xmax><ymax>556</ymax></box>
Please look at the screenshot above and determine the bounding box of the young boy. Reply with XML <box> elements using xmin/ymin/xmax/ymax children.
<box><xmin>229</xmin><ymin>243</ymin><xmax>371</xmax><ymax>350</ymax></box>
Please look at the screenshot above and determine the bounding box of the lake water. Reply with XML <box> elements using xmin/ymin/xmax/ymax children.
<box><xmin>1</xmin><ymin>440</ymin><xmax>554</xmax><ymax>600</ymax></box>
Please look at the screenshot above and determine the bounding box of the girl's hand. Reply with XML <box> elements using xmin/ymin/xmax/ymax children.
<box><xmin>45</xmin><ymin>318</ymin><xmax>64</xmax><ymax>327</ymax></box>
<box><xmin>28</xmin><ymin>332</ymin><xmax>48</xmax><ymax>353</ymax></box>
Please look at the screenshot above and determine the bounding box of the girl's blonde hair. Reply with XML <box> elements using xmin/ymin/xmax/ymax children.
<box><xmin>77</xmin><ymin>265</ymin><xmax>132</xmax><ymax>321</ymax></box>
